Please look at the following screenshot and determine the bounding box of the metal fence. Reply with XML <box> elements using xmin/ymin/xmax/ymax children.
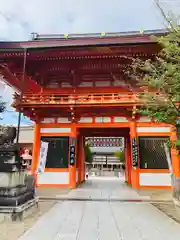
<box><xmin>139</xmin><ymin>136</ymin><xmax>170</xmax><ymax>169</ymax></box>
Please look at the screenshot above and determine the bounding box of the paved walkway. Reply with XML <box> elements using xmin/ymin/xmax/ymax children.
<box><xmin>56</xmin><ymin>176</ymin><xmax>144</xmax><ymax>200</ymax></box>
<box><xmin>19</xmin><ymin>177</ymin><xmax>180</xmax><ymax>240</ymax></box>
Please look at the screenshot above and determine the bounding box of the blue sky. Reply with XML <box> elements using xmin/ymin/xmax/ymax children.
<box><xmin>0</xmin><ymin>0</ymin><xmax>177</xmax><ymax>125</ymax></box>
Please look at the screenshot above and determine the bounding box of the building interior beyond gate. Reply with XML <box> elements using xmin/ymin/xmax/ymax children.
<box><xmin>80</xmin><ymin>128</ymin><xmax>128</xmax><ymax>177</ymax></box>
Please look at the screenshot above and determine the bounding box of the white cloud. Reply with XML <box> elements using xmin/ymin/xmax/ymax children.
<box><xmin>0</xmin><ymin>0</ymin><xmax>166</xmax><ymax>41</ymax></box>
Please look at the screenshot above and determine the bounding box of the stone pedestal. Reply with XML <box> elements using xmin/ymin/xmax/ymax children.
<box><xmin>0</xmin><ymin>171</ymin><xmax>26</xmax><ymax>187</ymax></box>
<box><xmin>0</xmin><ymin>144</ymin><xmax>35</xmax><ymax>206</ymax></box>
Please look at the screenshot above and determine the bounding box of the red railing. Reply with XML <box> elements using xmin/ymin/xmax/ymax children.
<box><xmin>13</xmin><ymin>92</ymin><xmax>139</xmax><ymax>106</ymax></box>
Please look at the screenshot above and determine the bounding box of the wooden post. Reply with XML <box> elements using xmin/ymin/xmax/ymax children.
<box><xmin>31</xmin><ymin>122</ymin><xmax>40</xmax><ymax>174</ymax></box>
<box><xmin>78</xmin><ymin>135</ymin><xmax>85</xmax><ymax>184</ymax></box>
<box><xmin>170</xmin><ymin>129</ymin><xmax>180</xmax><ymax>177</ymax></box>
<box><xmin>170</xmin><ymin>128</ymin><xmax>180</xmax><ymax>203</ymax></box>
<box><xmin>124</xmin><ymin>136</ymin><xmax>131</xmax><ymax>184</ymax></box>
<box><xmin>81</xmin><ymin>136</ymin><xmax>85</xmax><ymax>182</ymax></box>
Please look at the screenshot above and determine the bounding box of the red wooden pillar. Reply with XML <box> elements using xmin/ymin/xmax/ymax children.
<box><xmin>125</xmin><ymin>136</ymin><xmax>132</xmax><ymax>184</ymax></box>
<box><xmin>81</xmin><ymin>136</ymin><xmax>85</xmax><ymax>182</ymax></box>
<box><xmin>124</xmin><ymin>137</ymin><xmax>128</xmax><ymax>182</ymax></box>
<box><xmin>171</xmin><ymin>128</ymin><xmax>180</xmax><ymax>178</ymax></box>
<box><xmin>78</xmin><ymin>135</ymin><xmax>85</xmax><ymax>184</ymax></box>
<box><xmin>31</xmin><ymin>122</ymin><xmax>40</xmax><ymax>174</ymax></box>
<box><xmin>170</xmin><ymin>127</ymin><xmax>180</xmax><ymax>202</ymax></box>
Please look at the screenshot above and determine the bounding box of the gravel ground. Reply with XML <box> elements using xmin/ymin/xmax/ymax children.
<box><xmin>137</xmin><ymin>188</ymin><xmax>173</xmax><ymax>201</ymax></box>
<box><xmin>36</xmin><ymin>187</ymin><xmax>70</xmax><ymax>199</ymax></box>
<box><xmin>0</xmin><ymin>200</ymin><xmax>58</xmax><ymax>240</ymax></box>
<box><xmin>152</xmin><ymin>202</ymin><xmax>180</xmax><ymax>224</ymax></box>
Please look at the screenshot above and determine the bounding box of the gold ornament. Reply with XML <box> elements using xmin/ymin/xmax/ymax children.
<box><xmin>64</xmin><ymin>34</ymin><xmax>69</xmax><ymax>38</ymax></box>
<box><xmin>140</xmin><ymin>30</ymin><xmax>144</xmax><ymax>34</ymax></box>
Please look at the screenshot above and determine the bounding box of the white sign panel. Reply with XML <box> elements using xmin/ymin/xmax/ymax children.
<box><xmin>37</xmin><ymin>141</ymin><xmax>49</xmax><ymax>173</ymax></box>
<box><xmin>41</xmin><ymin>118</ymin><xmax>55</xmax><ymax>124</ymax></box>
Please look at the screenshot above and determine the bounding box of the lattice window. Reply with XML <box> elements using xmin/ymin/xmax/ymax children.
<box><xmin>41</xmin><ymin>136</ymin><xmax>69</xmax><ymax>168</ymax></box>
<box><xmin>139</xmin><ymin>137</ymin><xmax>170</xmax><ymax>169</ymax></box>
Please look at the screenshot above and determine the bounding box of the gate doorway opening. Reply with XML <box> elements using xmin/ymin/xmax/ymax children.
<box><xmin>77</xmin><ymin>127</ymin><xmax>132</xmax><ymax>185</ymax></box>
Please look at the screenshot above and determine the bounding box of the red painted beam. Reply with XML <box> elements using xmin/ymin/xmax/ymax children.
<box><xmin>42</xmin><ymin>87</ymin><xmax>135</xmax><ymax>94</ymax></box>
<box><xmin>23</xmin><ymin>74</ymin><xmax>41</xmax><ymax>92</ymax></box>
<box><xmin>14</xmin><ymin>105</ymin><xmax>134</xmax><ymax>119</ymax></box>
<box><xmin>29</xmin><ymin>57</ymin><xmax>131</xmax><ymax>69</ymax></box>
<box><xmin>0</xmin><ymin>43</ymin><xmax>159</xmax><ymax>61</ymax></box>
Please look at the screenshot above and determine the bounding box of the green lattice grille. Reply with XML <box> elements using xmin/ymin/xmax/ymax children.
<box><xmin>139</xmin><ymin>137</ymin><xmax>170</xmax><ymax>169</ymax></box>
<box><xmin>41</xmin><ymin>136</ymin><xmax>69</xmax><ymax>168</ymax></box>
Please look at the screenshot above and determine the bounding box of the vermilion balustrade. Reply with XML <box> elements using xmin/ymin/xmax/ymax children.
<box><xmin>13</xmin><ymin>92</ymin><xmax>163</xmax><ymax>106</ymax></box>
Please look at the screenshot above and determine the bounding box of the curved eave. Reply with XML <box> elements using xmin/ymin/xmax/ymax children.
<box><xmin>33</xmin><ymin>29</ymin><xmax>167</xmax><ymax>40</ymax></box>
<box><xmin>0</xmin><ymin>29</ymin><xmax>168</xmax><ymax>51</ymax></box>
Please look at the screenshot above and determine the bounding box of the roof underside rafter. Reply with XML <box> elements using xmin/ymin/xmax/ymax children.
<box><xmin>0</xmin><ymin>29</ymin><xmax>165</xmax><ymax>115</ymax></box>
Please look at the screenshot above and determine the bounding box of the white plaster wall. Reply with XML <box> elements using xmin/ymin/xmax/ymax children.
<box><xmin>41</xmin><ymin>118</ymin><xmax>55</xmax><ymax>124</ymax></box>
<box><xmin>139</xmin><ymin>173</ymin><xmax>171</xmax><ymax>186</ymax></box>
<box><xmin>102</xmin><ymin>117</ymin><xmax>111</xmax><ymax>122</ymax></box>
<box><xmin>114</xmin><ymin>117</ymin><xmax>128</xmax><ymax>122</ymax></box>
<box><xmin>136</xmin><ymin>117</ymin><xmax>151</xmax><ymax>122</ymax></box>
<box><xmin>79</xmin><ymin>117</ymin><xmax>93</xmax><ymax>123</ymax></box>
<box><xmin>136</xmin><ymin>127</ymin><xmax>171</xmax><ymax>133</ymax></box>
<box><xmin>40</xmin><ymin>128</ymin><xmax>71</xmax><ymax>133</ymax></box>
<box><xmin>37</xmin><ymin>172</ymin><xmax>69</xmax><ymax>185</ymax></box>
<box><xmin>57</xmin><ymin>118</ymin><xmax>71</xmax><ymax>123</ymax></box>
<box><xmin>95</xmin><ymin>117</ymin><xmax>111</xmax><ymax>123</ymax></box>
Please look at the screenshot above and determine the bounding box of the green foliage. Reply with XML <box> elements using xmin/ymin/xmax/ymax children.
<box><xmin>166</xmin><ymin>139</ymin><xmax>180</xmax><ymax>154</ymax></box>
<box><xmin>126</xmin><ymin>25</ymin><xmax>180</xmax><ymax>125</ymax></box>
<box><xmin>85</xmin><ymin>144</ymin><xmax>93</xmax><ymax>163</ymax></box>
<box><xmin>114</xmin><ymin>151</ymin><xmax>125</xmax><ymax>163</ymax></box>
<box><xmin>177</xmin><ymin>140</ymin><xmax>180</xmax><ymax>146</ymax></box>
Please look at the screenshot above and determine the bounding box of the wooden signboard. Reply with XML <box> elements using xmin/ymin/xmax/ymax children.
<box><xmin>132</xmin><ymin>138</ymin><xmax>138</xmax><ymax>167</ymax></box>
<box><xmin>69</xmin><ymin>137</ymin><xmax>76</xmax><ymax>166</ymax></box>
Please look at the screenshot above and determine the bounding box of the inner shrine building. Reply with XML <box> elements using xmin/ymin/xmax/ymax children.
<box><xmin>0</xmin><ymin>29</ymin><xmax>179</xmax><ymax>189</ymax></box>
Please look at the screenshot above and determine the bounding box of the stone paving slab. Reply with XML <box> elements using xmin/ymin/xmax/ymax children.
<box><xmin>58</xmin><ymin>178</ymin><xmax>140</xmax><ymax>200</ymax></box>
<box><xmin>19</xmin><ymin>179</ymin><xmax>180</xmax><ymax>240</ymax></box>
<box><xmin>19</xmin><ymin>200</ymin><xmax>180</xmax><ymax>240</ymax></box>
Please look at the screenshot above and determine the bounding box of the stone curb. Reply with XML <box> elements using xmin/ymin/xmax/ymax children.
<box><xmin>38</xmin><ymin>196</ymin><xmax>173</xmax><ymax>203</ymax></box>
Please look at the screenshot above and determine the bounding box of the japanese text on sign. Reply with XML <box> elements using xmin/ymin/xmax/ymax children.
<box><xmin>132</xmin><ymin>138</ymin><xmax>138</xmax><ymax>167</ymax></box>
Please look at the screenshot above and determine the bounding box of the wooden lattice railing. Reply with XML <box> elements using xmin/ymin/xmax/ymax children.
<box><xmin>13</xmin><ymin>92</ymin><xmax>140</xmax><ymax>106</ymax></box>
